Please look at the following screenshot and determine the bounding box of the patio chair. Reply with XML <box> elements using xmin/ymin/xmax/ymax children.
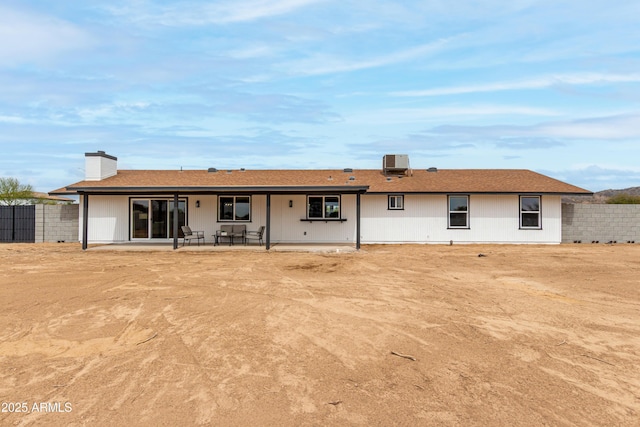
<box><xmin>181</xmin><ymin>225</ymin><xmax>205</xmax><ymax>246</ymax></box>
<box><xmin>245</xmin><ymin>225</ymin><xmax>265</xmax><ymax>246</ymax></box>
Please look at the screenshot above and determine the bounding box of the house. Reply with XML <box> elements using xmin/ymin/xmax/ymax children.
<box><xmin>50</xmin><ymin>151</ymin><xmax>592</xmax><ymax>249</ymax></box>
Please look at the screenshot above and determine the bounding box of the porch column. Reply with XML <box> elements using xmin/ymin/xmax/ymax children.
<box><xmin>173</xmin><ymin>193</ymin><xmax>179</xmax><ymax>250</ymax></box>
<box><xmin>265</xmin><ymin>193</ymin><xmax>271</xmax><ymax>250</ymax></box>
<box><xmin>82</xmin><ymin>193</ymin><xmax>88</xmax><ymax>250</ymax></box>
<box><xmin>356</xmin><ymin>192</ymin><xmax>361</xmax><ymax>250</ymax></box>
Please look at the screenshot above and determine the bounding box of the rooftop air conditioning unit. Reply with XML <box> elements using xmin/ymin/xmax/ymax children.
<box><xmin>383</xmin><ymin>154</ymin><xmax>409</xmax><ymax>173</ymax></box>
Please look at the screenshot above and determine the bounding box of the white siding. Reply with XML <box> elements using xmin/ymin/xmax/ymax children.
<box><xmin>81</xmin><ymin>193</ymin><xmax>562</xmax><ymax>245</ymax></box>
<box><xmin>181</xmin><ymin>195</ymin><xmax>266</xmax><ymax>239</ymax></box>
<box><xmin>85</xmin><ymin>156</ymin><xmax>117</xmax><ymax>181</ymax></box>
<box><xmin>80</xmin><ymin>195</ymin><xmax>129</xmax><ymax>243</ymax></box>
<box><xmin>82</xmin><ymin>194</ymin><xmax>268</xmax><ymax>244</ymax></box>
<box><xmin>361</xmin><ymin>194</ymin><xmax>562</xmax><ymax>244</ymax></box>
<box><xmin>270</xmin><ymin>194</ymin><xmax>357</xmax><ymax>243</ymax></box>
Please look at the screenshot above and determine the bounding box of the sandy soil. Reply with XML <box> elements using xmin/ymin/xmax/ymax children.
<box><xmin>0</xmin><ymin>243</ymin><xmax>639</xmax><ymax>426</ymax></box>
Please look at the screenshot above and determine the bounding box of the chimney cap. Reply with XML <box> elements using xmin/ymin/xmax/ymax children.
<box><xmin>85</xmin><ymin>151</ymin><xmax>117</xmax><ymax>161</ymax></box>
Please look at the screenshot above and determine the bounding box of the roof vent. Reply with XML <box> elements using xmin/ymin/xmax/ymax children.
<box><xmin>383</xmin><ymin>154</ymin><xmax>409</xmax><ymax>174</ymax></box>
<box><xmin>427</xmin><ymin>167</ymin><xmax>438</xmax><ymax>172</ymax></box>
<box><xmin>226</xmin><ymin>170</ymin><xmax>232</xmax><ymax>174</ymax></box>
<box><xmin>343</xmin><ymin>168</ymin><xmax>353</xmax><ymax>173</ymax></box>
<box><xmin>208</xmin><ymin>168</ymin><xmax>218</xmax><ymax>173</ymax></box>
<box><xmin>386</xmin><ymin>177</ymin><xmax>392</xmax><ymax>182</ymax></box>
<box><xmin>349</xmin><ymin>176</ymin><xmax>355</xmax><ymax>181</ymax></box>
<box><xmin>240</xmin><ymin>168</ymin><xmax>246</xmax><ymax>172</ymax></box>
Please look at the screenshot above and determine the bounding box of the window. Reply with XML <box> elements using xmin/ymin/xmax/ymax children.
<box><xmin>388</xmin><ymin>195</ymin><xmax>404</xmax><ymax>210</ymax></box>
<box><xmin>218</xmin><ymin>196</ymin><xmax>251</xmax><ymax>221</ymax></box>
<box><xmin>448</xmin><ymin>195</ymin><xmax>469</xmax><ymax>228</ymax></box>
<box><xmin>520</xmin><ymin>196</ymin><xmax>541</xmax><ymax>229</ymax></box>
<box><xmin>308</xmin><ymin>195</ymin><xmax>340</xmax><ymax>219</ymax></box>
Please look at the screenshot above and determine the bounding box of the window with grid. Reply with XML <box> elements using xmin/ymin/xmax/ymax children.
<box><xmin>388</xmin><ymin>195</ymin><xmax>404</xmax><ymax>210</ymax></box>
<box><xmin>520</xmin><ymin>196</ymin><xmax>541</xmax><ymax>229</ymax></box>
<box><xmin>448</xmin><ymin>195</ymin><xmax>469</xmax><ymax>228</ymax></box>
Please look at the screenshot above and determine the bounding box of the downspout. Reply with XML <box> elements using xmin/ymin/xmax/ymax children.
<box><xmin>82</xmin><ymin>193</ymin><xmax>89</xmax><ymax>250</ymax></box>
<box><xmin>173</xmin><ymin>193</ymin><xmax>179</xmax><ymax>250</ymax></box>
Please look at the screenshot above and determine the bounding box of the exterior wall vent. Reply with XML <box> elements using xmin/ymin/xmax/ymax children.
<box><xmin>383</xmin><ymin>154</ymin><xmax>409</xmax><ymax>174</ymax></box>
<box><xmin>208</xmin><ymin>168</ymin><xmax>218</xmax><ymax>173</ymax></box>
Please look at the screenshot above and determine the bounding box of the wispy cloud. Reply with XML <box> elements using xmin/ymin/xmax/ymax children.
<box><xmin>346</xmin><ymin>105</ymin><xmax>558</xmax><ymax>125</ymax></box>
<box><xmin>391</xmin><ymin>73</ymin><xmax>640</xmax><ymax>97</ymax></box>
<box><xmin>282</xmin><ymin>38</ymin><xmax>453</xmax><ymax>76</ymax></box>
<box><xmin>0</xmin><ymin>6</ymin><xmax>93</xmax><ymax>65</ymax></box>
<box><xmin>106</xmin><ymin>0</ymin><xmax>328</xmax><ymax>26</ymax></box>
<box><xmin>427</xmin><ymin>113</ymin><xmax>640</xmax><ymax>141</ymax></box>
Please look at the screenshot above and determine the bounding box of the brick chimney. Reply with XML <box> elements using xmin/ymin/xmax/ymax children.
<box><xmin>85</xmin><ymin>151</ymin><xmax>117</xmax><ymax>181</ymax></box>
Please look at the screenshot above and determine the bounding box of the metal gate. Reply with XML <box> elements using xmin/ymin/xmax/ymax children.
<box><xmin>0</xmin><ymin>206</ymin><xmax>36</xmax><ymax>243</ymax></box>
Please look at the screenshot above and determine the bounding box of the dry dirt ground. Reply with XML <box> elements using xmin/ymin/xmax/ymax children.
<box><xmin>0</xmin><ymin>243</ymin><xmax>639</xmax><ymax>426</ymax></box>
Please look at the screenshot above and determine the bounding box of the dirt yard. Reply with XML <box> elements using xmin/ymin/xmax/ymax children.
<box><xmin>0</xmin><ymin>243</ymin><xmax>639</xmax><ymax>426</ymax></box>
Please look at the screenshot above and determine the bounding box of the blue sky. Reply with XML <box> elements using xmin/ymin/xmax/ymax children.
<box><xmin>2</xmin><ymin>0</ymin><xmax>640</xmax><ymax>193</ymax></box>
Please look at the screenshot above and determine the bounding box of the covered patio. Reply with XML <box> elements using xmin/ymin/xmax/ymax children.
<box><xmin>87</xmin><ymin>242</ymin><xmax>359</xmax><ymax>253</ymax></box>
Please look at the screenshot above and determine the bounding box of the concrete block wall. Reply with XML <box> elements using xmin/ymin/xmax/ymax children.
<box><xmin>35</xmin><ymin>204</ymin><xmax>79</xmax><ymax>243</ymax></box>
<box><xmin>562</xmin><ymin>203</ymin><xmax>640</xmax><ymax>243</ymax></box>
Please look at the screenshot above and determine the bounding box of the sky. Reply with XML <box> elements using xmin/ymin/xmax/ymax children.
<box><xmin>1</xmin><ymin>0</ymin><xmax>640</xmax><ymax>193</ymax></box>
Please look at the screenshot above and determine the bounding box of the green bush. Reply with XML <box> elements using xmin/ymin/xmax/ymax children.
<box><xmin>606</xmin><ymin>193</ymin><xmax>640</xmax><ymax>204</ymax></box>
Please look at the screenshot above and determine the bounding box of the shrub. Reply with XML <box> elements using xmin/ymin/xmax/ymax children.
<box><xmin>606</xmin><ymin>193</ymin><xmax>640</xmax><ymax>204</ymax></box>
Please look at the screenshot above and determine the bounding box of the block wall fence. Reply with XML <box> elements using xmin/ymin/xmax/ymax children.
<box><xmin>562</xmin><ymin>203</ymin><xmax>640</xmax><ymax>243</ymax></box>
<box><xmin>34</xmin><ymin>204</ymin><xmax>79</xmax><ymax>243</ymax></box>
<box><xmin>15</xmin><ymin>203</ymin><xmax>640</xmax><ymax>245</ymax></box>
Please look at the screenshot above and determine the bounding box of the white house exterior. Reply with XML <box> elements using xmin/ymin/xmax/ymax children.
<box><xmin>51</xmin><ymin>152</ymin><xmax>592</xmax><ymax>249</ymax></box>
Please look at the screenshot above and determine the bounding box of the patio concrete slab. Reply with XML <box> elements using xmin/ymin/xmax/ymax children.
<box><xmin>87</xmin><ymin>242</ymin><xmax>358</xmax><ymax>253</ymax></box>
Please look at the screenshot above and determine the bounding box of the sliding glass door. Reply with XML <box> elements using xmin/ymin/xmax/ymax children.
<box><xmin>132</xmin><ymin>200</ymin><xmax>150</xmax><ymax>238</ymax></box>
<box><xmin>131</xmin><ymin>198</ymin><xmax>186</xmax><ymax>240</ymax></box>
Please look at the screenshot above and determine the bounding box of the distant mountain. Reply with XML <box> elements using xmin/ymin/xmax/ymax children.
<box><xmin>563</xmin><ymin>186</ymin><xmax>640</xmax><ymax>204</ymax></box>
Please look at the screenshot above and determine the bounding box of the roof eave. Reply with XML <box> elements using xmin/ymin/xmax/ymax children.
<box><xmin>70</xmin><ymin>185</ymin><xmax>370</xmax><ymax>194</ymax></box>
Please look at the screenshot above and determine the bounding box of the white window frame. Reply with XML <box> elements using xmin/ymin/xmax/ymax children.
<box><xmin>448</xmin><ymin>195</ymin><xmax>469</xmax><ymax>229</ymax></box>
<box><xmin>388</xmin><ymin>195</ymin><xmax>404</xmax><ymax>210</ymax></box>
<box><xmin>520</xmin><ymin>195</ymin><xmax>541</xmax><ymax>229</ymax></box>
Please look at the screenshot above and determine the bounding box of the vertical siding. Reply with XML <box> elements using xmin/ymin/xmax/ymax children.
<box><xmin>361</xmin><ymin>194</ymin><xmax>561</xmax><ymax>244</ymax></box>
<box><xmin>81</xmin><ymin>193</ymin><xmax>562</xmax><ymax>244</ymax></box>
<box><xmin>81</xmin><ymin>195</ymin><xmax>130</xmax><ymax>243</ymax></box>
<box><xmin>270</xmin><ymin>194</ymin><xmax>357</xmax><ymax>243</ymax></box>
<box><xmin>195</xmin><ymin>195</ymin><xmax>267</xmax><ymax>238</ymax></box>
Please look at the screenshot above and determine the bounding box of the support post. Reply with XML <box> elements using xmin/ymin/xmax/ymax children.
<box><xmin>82</xmin><ymin>193</ymin><xmax>89</xmax><ymax>250</ymax></box>
<box><xmin>266</xmin><ymin>193</ymin><xmax>271</xmax><ymax>250</ymax></box>
<box><xmin>356</xmin><ymin>192</ymin><xmax>361</xmax><ymax>250</ymax></box>
<box><xmin>173</xmin><ymin>193</ymin><xmax>179</xmax><ymax>250</ymax></box>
